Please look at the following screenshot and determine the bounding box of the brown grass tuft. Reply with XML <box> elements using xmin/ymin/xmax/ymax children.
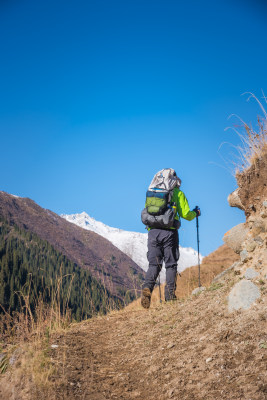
<box><xmin>225</xmin><ymin>91</ymin><xmax>267</xmax><ymax>174</ymax></box>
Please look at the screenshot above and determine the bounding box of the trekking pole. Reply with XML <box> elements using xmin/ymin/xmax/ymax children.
<box><xmin>195</xmin><ymin>207</ymin><xmax>201</xmax><ymax>288</ymax></box>
<box><xmin>156</xmin><ymin>257</ymin><xmax>162</xmax><ymax>304</ymax></box>
<box><xmin>158</xmin><ymin>274</ymin><xmax>162</xmax><ymax>304</ymax></box>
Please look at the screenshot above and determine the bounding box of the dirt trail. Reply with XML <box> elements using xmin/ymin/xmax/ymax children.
<box><xmin>51</xmin><ymin>312</ymin><xmax>156</xmax><ymax>399</ymax></box>
<box><xmin>46</xmin><ymin>274</ymin><xmax>267</xmax><ymax>400</ymax></box>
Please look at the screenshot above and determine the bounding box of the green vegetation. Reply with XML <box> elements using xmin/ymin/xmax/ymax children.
<box><xmin>207</xmin><ymin>282</ymin><xmax>224</xmax><ymax>291</ymax></box>
<box><xmin>0</xmin><ymin>217</ymin><xmax>119</xmax><ymax>322</ymax></box>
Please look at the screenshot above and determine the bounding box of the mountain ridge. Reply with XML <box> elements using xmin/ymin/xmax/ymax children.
<box><xmin>0</xmin><ymin>191</ymin><xmax>145</xmax><ymax>298</ymax></box>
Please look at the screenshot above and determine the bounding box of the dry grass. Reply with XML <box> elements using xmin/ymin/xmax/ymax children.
<box><xmin>0</xmin><ymin>271</ymin><xmax>74</xmax><ymax>345</ymax></box>
<box><xmin>0</xmin><ymin>270</ymin><xmax>79</xmax><ymax>397</ymax></box>
<box><xmin>225</xmin><ymin>91</ymin><xmax>267</xmax><ymax>173</ymax></box>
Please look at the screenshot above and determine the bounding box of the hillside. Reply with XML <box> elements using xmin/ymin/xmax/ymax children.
<box><xmin>0</xmin><ymin>217</ymin><xmax>120</xmax><ymax>321</ymax></box>
<box><xmin>0</xmin><ymin>192</ymin><xmax>145</xmax><ymax>298</ymax></box>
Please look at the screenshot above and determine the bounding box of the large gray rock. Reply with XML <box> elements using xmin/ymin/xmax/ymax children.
<box><xmin>223</xmin><ymin>223</ymin><xmax>249</xmax><ymax>253</ymax></box>
<box><xmin>244</xmin><ymin>267</ymin><xmax>259</xmax><ymax>280</ymax></box>
<box><xmin>228</xmin><ymin>280</ymin><xmax>261</xmax><ymax>312</ymax></box>
<box><xmin>227</xmin><ymin>189</ymin><xmax>245</xmax><ymax>210</ymax></box>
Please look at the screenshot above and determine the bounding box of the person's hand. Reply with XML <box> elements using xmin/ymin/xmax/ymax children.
<box><xmin>193</xmin><ymin>206</ymin><xmax>201</xmax><ymax>217</ymax></box>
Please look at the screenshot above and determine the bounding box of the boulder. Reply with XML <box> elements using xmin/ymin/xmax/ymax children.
<box><xmin>228</xmin><ymin>280</ymin><xmax>261</xmax><ymax>312</ymax></box>
<box><xmin>223</xmin><ymin>223</ymin><xmax>248</xmax><ymax>253</ymax></box>
<box><xmin>227</xmin><ymin>189</ymin><xmax>245</xmax><ymax>210</ymax></box>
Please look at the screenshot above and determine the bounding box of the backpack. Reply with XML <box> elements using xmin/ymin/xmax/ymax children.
<box><xmin>141</xmin><ymin>168</ymin><xmax>181</xmax><ymax>229</ymax></box>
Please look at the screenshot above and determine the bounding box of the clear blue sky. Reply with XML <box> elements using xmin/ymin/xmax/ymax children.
<box><xmin>1</xmin><ymin>0</ymin><xmax>267</xmax><ymax>255</ymax></box>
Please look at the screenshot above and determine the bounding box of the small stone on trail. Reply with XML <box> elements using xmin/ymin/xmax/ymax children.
<box><xmin>192</xmin><ymin>286</ymin><xmax>206</xmax><ymax>295</ymax></box>
<box><xmin>167</xmin><ymin>343</ymin><xmax>175</xmax><ymax>349</ymax></box>
<box><xmin>206</xmin><ymin>357</ymin><xmax>212</xmax><ymax>363</ymax></box>
<box><xmin>245</xmin><ymin>240</ymin><xmax>257</xmax><ymax>252</ymax></box>
<box><xmin>244</xmin><ymin>268</ymin><xmax>259</xmax><ymax>280</ymax></box>
<box><xmin>240</xmin><ymin>250</ymin><xmax>249</xmax><ymax>263</ymax></box>
<box><xmin>251</xmin><ymin>218</ymin><xmax>266</xmax><ymax>235</ymax></box>
<box><xmin>51</xmin><ymin>344</ymin><xmax>59</xmax><ymax>349</ymax></box>
<box><xmin>254</xmin><ymin>236</ymin><xmax>263</xmax><ymax>245</ymax></box>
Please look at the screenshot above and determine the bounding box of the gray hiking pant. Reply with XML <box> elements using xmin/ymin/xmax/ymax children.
<box><xmin>143</xmin><ymin>229</ymin><xmax>179</xmax><ymax>301</ymax></box>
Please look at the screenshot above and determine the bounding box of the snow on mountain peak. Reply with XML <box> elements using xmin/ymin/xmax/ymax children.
<box><xmin>61</xmin><ymin>212</ymin><xmax>203</xmax><ymax>280</ymax></box>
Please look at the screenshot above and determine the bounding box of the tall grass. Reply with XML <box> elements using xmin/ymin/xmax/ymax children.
<box><xmin>0</xmin><ymin>271</ymin><xmax>74</xmax><ymax>344</ymax></box>
<box><xmin>225</xmin><ymin>91</ymin><xmax>267</xmax><ymax>173</ymax></box>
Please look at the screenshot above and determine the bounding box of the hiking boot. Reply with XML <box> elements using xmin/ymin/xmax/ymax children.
<box><xmin>141</xmin><ymin>288</ymin><xmax>151</xmax><ymax>309</ymax></box>
<box><xmin>166</xmin><ymin>296</ymin><xmax>178</xmax><ymax>304</ymax></box>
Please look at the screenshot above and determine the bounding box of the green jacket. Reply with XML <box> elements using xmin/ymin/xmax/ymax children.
<box><xmin>172</xmin><ymin>187</ymin><xmax>196</xmax><ymax>223</ymax></box>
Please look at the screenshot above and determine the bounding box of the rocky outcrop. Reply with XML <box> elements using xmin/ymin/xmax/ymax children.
<box><xmin>227</xmin><ymin>189</ymin><xmax>245</xmax><ymax>210</ymax></box>
<box><xmin>223</xmin><ymin>153</ymin><xmax>267</xmax><ymax>312</ymax></box>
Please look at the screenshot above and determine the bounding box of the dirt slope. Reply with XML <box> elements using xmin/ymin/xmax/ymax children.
<box><xmin>50</xmin><ymin>283</ymin><xmax>267</xmax><ymax>400</ymax></box>
<box><xmin>2</xmin><ymin>269</ymin><xmax>266</xmax><ymax>400</ymax></box>
<box><xmin>236</xmin><ymin>152</ymin><xmax>267</xmax><ymax>216</ymax></box>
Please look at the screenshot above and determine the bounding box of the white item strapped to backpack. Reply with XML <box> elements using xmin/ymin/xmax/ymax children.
<box><xmin>148</xmin><ymin>168</ymin><xmax>181</xmax><ymax>191</ymax></box>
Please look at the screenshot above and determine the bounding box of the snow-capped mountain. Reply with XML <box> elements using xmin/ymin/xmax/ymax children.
<box><xmin>61</xmin><ymin>212</ymin><xmax>203</xmax><ymax>280</ymax></box>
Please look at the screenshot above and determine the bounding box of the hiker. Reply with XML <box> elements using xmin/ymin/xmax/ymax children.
<box><xmin>141</xmin><ymin>168</ymin><xmax>201</xmax><ymax>309</ymax></box>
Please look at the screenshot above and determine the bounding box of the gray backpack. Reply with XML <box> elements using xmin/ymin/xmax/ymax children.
<box><xmin>141</xmin><ymin>169</ymin><xmax>181</xmax><ymax>229</ymax></box>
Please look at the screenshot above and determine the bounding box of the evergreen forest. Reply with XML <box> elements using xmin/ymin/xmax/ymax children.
<box><xmin>0</xmin><ymin>217</ymin><xmax>121</xmax><ymax>321</ymax></box>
